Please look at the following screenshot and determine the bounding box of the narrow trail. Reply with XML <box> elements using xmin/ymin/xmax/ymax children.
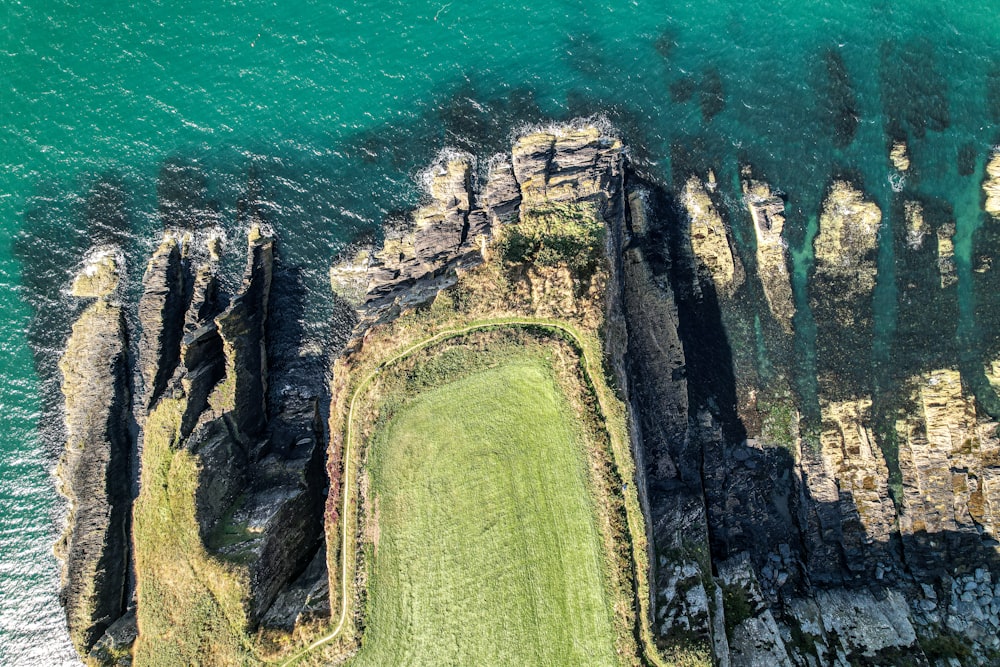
<box><xmin>278</xmin><ymin>316</ymin><xmax>663</xmax><ymax>667</ymax></box>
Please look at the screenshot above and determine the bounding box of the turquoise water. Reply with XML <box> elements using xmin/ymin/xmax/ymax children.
<box><xmin>3</xmin><ymin>1</ymin><xmax>1000</xmax><ymax>662</ymax></box>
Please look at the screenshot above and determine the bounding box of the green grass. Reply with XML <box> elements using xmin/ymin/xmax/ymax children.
<box><xmin>350</xmin><ymin>355</ymin><xmax>620</xmax><ymax>667</ymax></box>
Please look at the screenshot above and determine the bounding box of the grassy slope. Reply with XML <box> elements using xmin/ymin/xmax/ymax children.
<box><xmin>131</xmin><ymin>397</ymin><xmax>255</xmax><ymax>666</ymax></box>
<box><xmin>351</xmin><ymin>355</ymin><xmax>619</xmax><ymax>667</ymax></box>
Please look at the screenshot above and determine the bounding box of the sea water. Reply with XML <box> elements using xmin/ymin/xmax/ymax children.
<box><xmin>3</xmin><ymin>1</ymin><xmax>999</xmax><ymax>662</ymax></box>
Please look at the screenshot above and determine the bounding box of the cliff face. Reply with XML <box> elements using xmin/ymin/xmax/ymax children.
<box><xmin>335</xmin><ymin>125</ymin><xmax>1000</xmax><ymax>665</ymax></box>
<box><xmin>55</xmin><ymin>122</ymin><xmax>1000</xmax><ymax>666</ymax></box>
<box><xmin>56</xmin><ymin>251</ymin><xmax>132</xmax><ymax>655</ymax></box>
<box><xmin>133</xmin><ymin>226</ymin><xmax>328</xmax><ymax>648</ymax></box>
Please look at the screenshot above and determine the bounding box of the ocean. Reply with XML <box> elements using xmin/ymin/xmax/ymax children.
<box><xmin>2</xmin><ymin>1</ymin><xmax>999</xmax><ymax>662</ymax></box>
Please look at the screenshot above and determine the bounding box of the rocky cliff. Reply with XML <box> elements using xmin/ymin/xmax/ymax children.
<box><xmin>56</xmin><ymin>121</ymin><xmax>1000</xmax><ymax>666</ymax></box>
<box><xmin>56</xmin><ymin>250</ymin><xmax>132</xmax><ymax>656</ymax></box>
<box><xmin>331</xmin><ymin>124</ymin><xmax>1000</xmax><ymax>666</ymax></box>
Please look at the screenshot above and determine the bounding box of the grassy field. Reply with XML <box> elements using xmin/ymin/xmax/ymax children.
<box><xmin>349</xmin><ymin>353</ymin><xmax>621</xmax><ymax>667</ymax></box>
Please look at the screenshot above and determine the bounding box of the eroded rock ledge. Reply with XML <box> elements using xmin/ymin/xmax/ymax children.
<box><xmin>56</xmin><ymin>250</ymin><xmax>132</xmax><ymax>655</ymax></box>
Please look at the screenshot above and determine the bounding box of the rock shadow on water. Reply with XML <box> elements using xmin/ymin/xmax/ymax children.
<box><xmin>13</xmin><ymin>174</ymin><xmax>136</xmax><ymax>450</ymax></box>
<box><xmin>700</xmin><ymin>67</ymin><xmax>725</xmax><ymax>124</ymax></box>
<box><xmin>880</xmin><ymin>37</ymin><xmax>950</xmax><ymax>141</ymax></box>
<box><xmin>815</xmin><ymin>48</ymin><xmax>859</xmax><ymax>149</ymax></box>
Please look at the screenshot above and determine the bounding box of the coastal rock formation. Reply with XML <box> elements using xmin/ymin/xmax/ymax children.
<box><xmin>890</xmin><ymin>140</ymin><xmax>911</xmax><ymax>171</ymax></box>
<box><xmin>904</xmin><ymin>200</ymin><xmax>928</xmax><ymax>250</ymax></box>
<box><xmin>741</xmin><ymin>171</ymin><xmax>794</xmax><ymax>331</ymax></box>
<box><xmin>811</xmin><ymin>180</ymin><xmax>881</xmax><ymax>393</ymax></box>
<box><xmin>56</xmin><ymin>250</ymin><xmax>131</xmax><ymax>654</ymax></box>
<box><xmin>681</xmin><ymin>173</ymin><xmax>743</xmax><ymax>297</ymax></box>
<box><xmin>818</xmin><ymin>398</ymin><xmax>897</xmax><ymax>570</ymax></box>
<box><xmin>895</xmin><ymin>369</ymin><xmax>1000</xmax><ymax>572</ymax></box>
<box><xmin>137</xmin><ymin>227</ymin><xmax>327</xmax><ymax>637</ymax></box>
<box><xmin>985</xmin><ymin>149</ymin><xmax>1000</xmax><ymax>217</ymax></box>
<box><xmin>812</xmin><ymin>180</ymin><xmax>881</xmax><ymax>320</ymax></box>
<box><xmin>55</xmin><ymin>121</ymin><xmax>1000</xmax><ymax>666</ymax></box>
<box><xmin>332</xmin><ymin>125</ymin><xmax>623</xmax><ymax>335</ymax></box>
<box><xmin>331</xmin><ymin>154</ymin><xmax>485</xmax><ymax>330</ymax></box>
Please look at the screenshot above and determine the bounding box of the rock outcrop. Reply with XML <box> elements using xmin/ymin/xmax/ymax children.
<box><xmin>812</xmin><ymin>180</ymin><xmax>881</xmax><ymax>321</ymax></box>
<box><xmin>141</xmin><ymin>227</ymin><xmax>327</xmax><ymax>631</ymax></box>
<box><xmin>985</xmin><ymin>149</ymin><xmax>1000</xmax><ymax>218</ymax></box>
<box><xmin>741</xmin><ymin>171</ymin><xmax>794</xmax><ymax>331</ymax></box>
<box><xmin>896</xmin><ymin>369</ymin><xmax>1000</xmax><ymax>572</ymax></box>
<box><xmin>56</xmin><ymin>250</ymin><xmax>132</xmax><ymax>654</ymax></box>
<box><xmin>890</xmin><ymin>140</ymin><xmax>911</xmax><ymax>172</ymax></box>
<box><xmin>681</xmin><ymin>173</ymin><xmax>743</xmax><ymax>297</ymax></box>
<box><xmin>332</xmin><ymin>125</ymin><xmax>623</xmax><ymax>335</ymax></box>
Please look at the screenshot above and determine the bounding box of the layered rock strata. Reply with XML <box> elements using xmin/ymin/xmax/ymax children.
<box><xmin>56</xmin><ymin>250</ymin><xmax>132</xmax><ymax>654</ymax></box>
<box><xmin>135</xmin><ymin>227</ymin><xmax>327</xmax><ymax>632</ymax></box>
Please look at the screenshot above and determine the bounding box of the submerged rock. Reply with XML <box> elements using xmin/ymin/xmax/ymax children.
<box><xmin>56</xmin><ymin>251</ymin><xmax>131</xmax><ymax>654</ymax></box>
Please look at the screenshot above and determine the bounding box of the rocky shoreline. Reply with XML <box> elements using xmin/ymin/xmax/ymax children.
<box><xmin>55</xmin><ymin>121</ymin><xmax>1000</xmax><ymax>665</ymax></box>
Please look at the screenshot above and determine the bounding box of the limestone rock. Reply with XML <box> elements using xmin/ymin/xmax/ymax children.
<box><xmin>937</xmin><ymin>222</ymin><xmax>957</xmax><ymax>288</ymax></box>
<box><xmin>904</xmin><ymin>200</ymin><xmax>928</xmax><ymax>250</ymax></box>
<box><xmin>682</xmin><ymin>174</ymin><xmax>743</xmax><ymax>297</ymax></box>
<box><xmin>818</xmin><ymin>398</ymin><xmax>897</xmax><ymax>572</ymax></box>
<box><xmin>890</xmin><ymin>141</ymin><xmax>911</xmax><ymax>171</ymax></box>
<box><xmin>742</xmin><ymin>172</ymin><xmax>794</xmax><ymax>331</ymax></box>
<box><xmin>56</xmin><ymin>252</ymin><xmax>131</xmax><ymax>654</ymax></box>
<box><xmin>984</xmin><ymin>149</ymin><xmax>1000</xmax><ymax>218</ymax></box>
<box><xmin>895</xmin><ymin>369</ymin><xmax>1000</xmax><ymax>572</ymax></box>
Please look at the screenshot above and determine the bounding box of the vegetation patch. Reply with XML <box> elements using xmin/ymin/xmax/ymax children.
<box><xmin>721</xmin><ymin>583</ymin><xmax>753</xmax><ymax>641</ymax></box>
<box><xmin>350</xmin><ymin>352</ymin><xmax>622</xmax><ymax>666</ymax></box>
<box><xmin>499</xmin><ymin>202</ymin><xmax>605</xmax><ymax>277</ymax></box>
<box><xmin>131</xmin><ymin>398</ymin><xmax>255</xmax><ymax>666</ymax></box>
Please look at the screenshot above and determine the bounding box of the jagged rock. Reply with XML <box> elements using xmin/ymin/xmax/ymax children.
<box><xmin>682</xmin><ymin>174</ymin><xmax>743</xmax><ymax>297</ymax></box>
<box><xmin>937</xmin><ymin>222</ymin><xmax>957</xmax><ymax>288</ymax></box>
<box><xmin>891</xmin><ymin>141</ymin><xmax>911</xmax><ymax>171</ymax></box>
<box><xmin>138</xmin><ymin>234</ymin><xmax>188</xmax><ymax>411</ymax></box>
<box><xmin>896</xmin><ymin>369</ymin><xmax>1000</xmax><ymax>572</ymax></box>
<box><xmin>260</xmin><ymin>545</ymin><xmax>330</xmax><ymax>630</ymax></box>
<box><xmin>817</xmin><ymin>398</ymin><xmax>897</xmax><ymax>573</ymax></box>
<box><xmin>742</xmin><ymin>171</ymin><xmax>794</xmax><ymax>331</ymax></box>
<box><xmin>511</xmin><ymin>125</ymin><xmax>622</xmax><ymax>209</ymax></box>
<box><xmin>56</xmin><ymin>251</ymin><xmax>131</xmax><ymax>654</ymax></box>
<box><xmin>984</xmin><ymin>149</ymin><xmax>1000</xmax><ymax>218</ymax></box>
<box><xmin>215</xmin><ymin>225</ymin><xmax>272</xmax><ymax>443</ymax></box>
<box><xmin>333</xmin><ymin>154</ymin><xmax>484</xmax><ymax>329</ymax></box>
<box><xmin>905</xmin><ymin>200</ymin><xmax>928</xmax><ymax>250</ymax></box>
<box><xmin>718</xmin><ymin>554</ymin><xmax>792</xmax><ymax>667</ymax></box>
<box><xmin>329</xmin><ymin>246</ymin><xmax>373</xmax><ymax>308</ymax></box>
<box><xmin>786</xmin><ymin>589</ymin><xmax>920</xmax><ymax>664</ymax></box>
<box><xmin>87</xmin><ymin>609</ymin><xmax>137</xmax><ymax>667</ymax></box>
<box><xmin>483</xmin><ymin>156</ymin><xmax>522</xmax><ymax>225</ymax></box>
